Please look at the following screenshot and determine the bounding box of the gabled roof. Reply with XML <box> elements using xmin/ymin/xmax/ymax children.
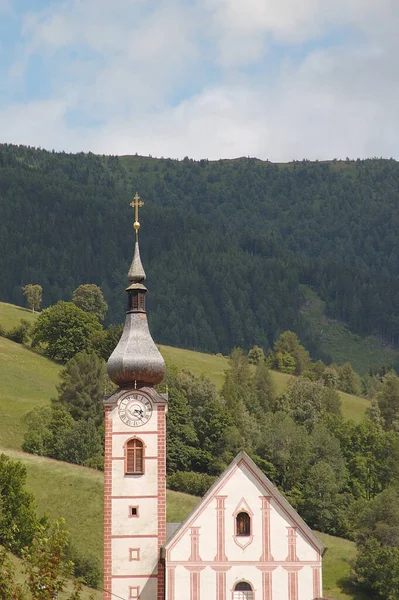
<box><xmin>164</xmin><ymin>451</ymin><xmax>326</xmax><ymax>556</ymax></box>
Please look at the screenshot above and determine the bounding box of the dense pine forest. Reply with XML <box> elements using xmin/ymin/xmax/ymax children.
<box><xmin>2</xmin><ymin>143</ymin><xmax>399</xmax><ymax>363</ymax></box>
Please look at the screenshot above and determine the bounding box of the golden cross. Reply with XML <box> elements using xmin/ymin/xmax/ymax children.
<box><xmin>130</xmin><ymin>192</ymin><xmax>144</xmax><ymax>223</ymax></box>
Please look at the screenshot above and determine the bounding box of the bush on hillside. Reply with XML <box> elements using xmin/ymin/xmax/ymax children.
<box><xmin>66</xmin><ymin>545</ymin><xmax>101</xmax><ymax>589</ymax></box>
<box><xmin>167</xmin><ymin>471</ymin><xmax>217</xmax><ymax>497</ymax></box>
<box><xmin>5</xmin><ymin>319</ymin><xmax>32</xmax><ymax>344</ymax></box>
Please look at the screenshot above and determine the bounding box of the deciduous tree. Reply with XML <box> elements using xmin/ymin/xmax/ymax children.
<box><xmin>72</xmin><ymin>284</ymin><xmax>108</xmax><ymax>322</ymax></box>
<box><xmin>23</xmin><ymin>519</ymin><xmax>92</xmax><ymax>600</ymax></box>
<box><xmin>0</xmin><ymin>453</ymin><xmax>38</xmax><ymax>555</ymax></box>
<box><xmin>273</xmin><ymin>331</ymin><xmax>311</xmax><ymax>375</ymax></box>
<box><xmin>0</xmin><ymin>548</ymin><xmax>26</xmax><ymax>599</ymax></box>
<box><xmin>32</xmin><ymin>302</ymin><xmax>102</xmax><ymax>361</ymax></box>
<box><xmin>22</xmin><ymin>284</ymin><xmax>43</xmax><ymax>313</ymax></box>
<box><xmin>377</xmin><ymin>371</ymin><xmax>399</xmax><ymax>431</ymax></box>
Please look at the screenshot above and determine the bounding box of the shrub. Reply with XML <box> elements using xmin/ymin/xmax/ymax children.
<box><xmin>167</xmin><ymin>471</ymin><xmax>217</xmax><ymax>497</ymax></box>
<box><xmin>5</xmin><ymin>319</ymin><xmax>32</xmax><ymax>344</ymax></box>
<box><xmin>66</xmin><ymin>545</ymin><xmax>101</xmax><ymax>589</ymax></box>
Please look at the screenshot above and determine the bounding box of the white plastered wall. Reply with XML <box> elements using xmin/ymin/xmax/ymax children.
<box><xmin>166</xmin><ymin>461</ymin><xmax>322</xmax><ymax>600</ymax></box>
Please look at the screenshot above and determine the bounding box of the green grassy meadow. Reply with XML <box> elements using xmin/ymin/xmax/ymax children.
<box><xmin>0</xmin><ymin>336</ymin><xmax>60</xmax><ymax>449</ymax></box>
<box><xmin>159</xmin><ymin>344</ymin><xmax>228</xmax><ymax>388</ymax></box>
<box><xmin>318</xmin><ymin>532</ymin><xmax>370</xmax><ymax>600</ymax></box>
<box><xmin>0</xmin><ymin>301</ymin><xmax>38</xmax><ymax>330</ymax></box>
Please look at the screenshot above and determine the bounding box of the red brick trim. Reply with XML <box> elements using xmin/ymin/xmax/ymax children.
<box><xmin>114</xmin><ymin>574</ymin><xmax>158</xmax><ymax>579</ymax></box>
<box><xmin>112</xmin><ymin>534</ymin><xmax>158</xmax><ymax>539</ymax></box>
<box><xmin>111</xmin><ymin>456</ymin><xmax>159</xmax><ymax>461</ymax></box>
<box><xmin>111</xmin><ymin>495</ymin><xmax>159</xmax><ymax>499</ymax></box>
<box><xmin>157</xmin><ymin>404</ymin><xmax>166</xmax><ymax>600</ymax></box>
<box><xmin>104</xmin><ymin>405</ymin><xmax>113</xmax><ymax>600</ymax></box>
<box><xmin>112</xmin><ymin>430</ymin><xmax>159</xmax><ymax>435</ymax></box>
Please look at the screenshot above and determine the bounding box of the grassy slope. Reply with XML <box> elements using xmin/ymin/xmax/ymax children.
<box><xmin>160</xmin><ymin>344</ymin><xmax>369</xmax><ymax>423</ymax></box>
<box><xmin>319</xmin><ymin>533</ymin><xmax>369</xmax><ymax>600</ymax></box>
<box><xmin>300</xmin><ymin>284</ymin><xmax>399</xmax><ymax>375</ymax></box>
<box><xmin>0</xmin><ymin>448</ymin><xmax>366</xmax><ymax>600</ymax></box>
<box><xmin>159</xmin><ymin>344</ymin><xmax>228</xmax><ymax>389</ymax></box>
<box><xmin>0</xmin><ymin>301</ymin><xmax>38</xmax><ymax>330</ymax></box>
<box><xmin>0</xmin><ymin>337</ymin><xmax>60</xmax><ymax>449</ymax></box>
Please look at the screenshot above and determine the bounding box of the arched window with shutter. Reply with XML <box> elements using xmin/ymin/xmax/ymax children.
<box><xmin>236</xmin><ymin>511</ymin><xmax>251</xmax><ymax>536</ymax></box>
<box><xmin>126</xmin><ymin>438</ymin><xmax>144</xmax><ymax>475</ymax></box>
<box><xmin>233</xmin><ymin>581</ymin><xmax>253</xmax><ymax>600</ymax></box>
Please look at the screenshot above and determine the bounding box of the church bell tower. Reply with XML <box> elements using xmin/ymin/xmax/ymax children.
<box><xmin>104</xmin><ymin>194</ymin><xmax>167</xmax><ymax>600</ymax></box>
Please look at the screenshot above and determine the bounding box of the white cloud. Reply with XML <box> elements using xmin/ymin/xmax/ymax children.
<box><xmin>2</xmin><ymin>0</ymin><xmax>399</xmax><ymax>161</ymax></box>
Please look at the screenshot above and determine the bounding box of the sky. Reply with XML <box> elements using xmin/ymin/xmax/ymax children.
<box><xmin>1</xmin><ymin>0</ymin><xmax>399</xmax><ymax>161</ymax></box>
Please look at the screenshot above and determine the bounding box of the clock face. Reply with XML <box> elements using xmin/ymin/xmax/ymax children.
<box><xmin>118</xmin><ymin>394</ymin><xmax>153</xmax><ymax>427</ymax></box>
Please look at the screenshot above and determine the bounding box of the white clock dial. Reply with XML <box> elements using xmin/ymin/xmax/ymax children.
<box><xmin>118</xmin><ymin>394</ymin><xmax>152</xmax><ymax>427</ymax></box>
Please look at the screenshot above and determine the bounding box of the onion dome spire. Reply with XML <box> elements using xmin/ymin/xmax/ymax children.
<box><xmin>107</xmin><ymin>193</ymin><xmax>165</xmax><ymax>388</ymax></box>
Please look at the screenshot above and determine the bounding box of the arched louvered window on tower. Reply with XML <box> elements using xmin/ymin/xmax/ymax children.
<box><xmin>126</xmin><ymin>439</ymin><xmax>144</xmax><ymax>475</ymax></box>
<box><xmin>236</xmin><ymin>511</ymin><xmax>251</xmax><ymax>536</ymax></box>
<box><xmin>233</xmin><ymin>581</ymin><xmax>253</xmax><ymax>600</ymax></box>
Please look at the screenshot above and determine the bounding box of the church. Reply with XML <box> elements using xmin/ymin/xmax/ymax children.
<box><xmin>103</xmin><ymin>195</ymin><xmax>326</xmax><ymax>600</ymax></box>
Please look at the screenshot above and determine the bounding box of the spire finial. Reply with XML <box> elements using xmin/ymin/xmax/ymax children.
<box><xmin>130</xmin><ymin>192</ymin><xmax>144</xmax><ymax>239</ymax></box>
<box><xmin>127</xmin><ymin>193</ymin><xmax>146</xmax><ymax>283</ymax></box>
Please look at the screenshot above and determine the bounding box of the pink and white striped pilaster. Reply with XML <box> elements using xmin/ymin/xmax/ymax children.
<box><xmin>189</xmin><ymin>527</ymin><xmax>201</xmax><ymax>562</ymax></box>
<box><xmin>312</xmin><ymin>566</ymin><xmax>321</xmax><ymax>598</ymax></box>
<box><xmin>167</xmin><ymin>566</ymin><xmax>176</xmax><ymax>600</ymax></box>
<box><xmin>286</xmin><ymin>527</ymin><xmax>299</xmax><ymax>562</ymax></box>
<box><xmin>214</xmin><ymin>496</ymin><xmax>228</xmax><ymax>562</ymax></box>
<box><xmin>260</xmin><ymin>496</ymin><xmax>274</xmax><ymax>561</ymax></box>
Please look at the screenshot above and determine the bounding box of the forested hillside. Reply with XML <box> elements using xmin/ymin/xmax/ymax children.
<box><xmin>2</xmin><ymin>144</ymin><xmax>399</xmax><ymax>364</ymax></box>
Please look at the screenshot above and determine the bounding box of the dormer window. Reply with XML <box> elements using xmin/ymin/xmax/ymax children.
<box><xmin>126</xmin><ymin>439</ymin><xmax>144</xmax><ymax>475</ymax></box>
<box><xmin>236</xmin><ymin>512</ymin><xmax>250</xmax><ymax>536</ymax></box>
